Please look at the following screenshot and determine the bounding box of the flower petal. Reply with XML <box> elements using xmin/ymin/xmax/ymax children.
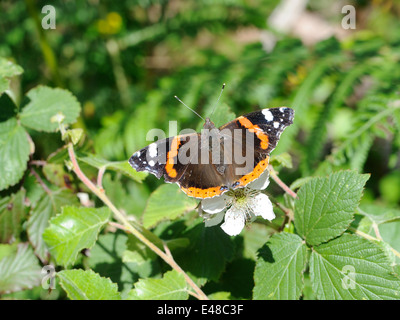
<box><xmin>204</xmin><ymin>210</ymin><xmax>225</xmax><ymax>227</ymax></box>
<box><xmin>250</xmin><ymin>193</ymin><xmax>275</xmax><ymax>221</ymax></box>
<box><xmin>201</xmin><ymin>195</ymin><xmax>228</xmax><ymax>214</ymax></box>
<box><xmin>247</xmin><ymin>170</ymin><xmax>270</xmax><ymax>190</ymax></box>
<box><xmin>220</xmin><ymin>206</ymin><xmax>245</xmax><ymax>236</ymax></box>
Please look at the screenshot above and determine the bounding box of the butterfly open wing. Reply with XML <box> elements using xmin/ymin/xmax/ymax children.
<box><xmin>129</xmin><ymin>107</ymin><xmax>294</xmax><ymax>199</ymax></box>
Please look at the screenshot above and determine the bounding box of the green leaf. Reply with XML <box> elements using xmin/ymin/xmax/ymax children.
<box><xmin>77</xmin><ymin>153</ymin><xmax>147</xmax><ymax>183</ymax></box>
<box><xmin>294</xmin><ymin>171</ymin><xmax>369</xmax><ymax>246</ymax></box>
<box><xmin>0</xmin><ymin>58</ymin><xmax>24</xmax><ymax>79</ymax></box>
<box><xmin>142</xmin><ymin>184</ymin><xmax>197</xmax><ymax>229</ymax></box>
<box><xmin>0</xmin><ymin>243</ymin><xmax>42</xmax><ymax>294</ymax></box>
<box><xmin>127</xmin><ymin>270</ymin><xmax>188</xmax><ymax>300</ymax></box>
<box><xmin>27</xmin><ymin>188</ymin><xmax>79</xmax><ymax>262</ymax></box>
<box><xmin>253</xmin><ymin>232</ymin><xmax>308</xmax><ymax>300</ymax></box>
<box><xmin>20</xmin><ymin>86</ymin><xmax>81</xmax><ymax>132</ymax></box>
<box><xmin>241</xmin><ymin>223</ymin><xmax>272</xmax><ymax>260</ymax></box>
<box><xmin>0</xmin><ymin>118</ymin><xmax>30</xmax><ymax>191</ymax></box>
<box><xmin>0</xmin><ymin>78</ymin><xmax>8</xmax><ymax>95</ymax></box>
<box><xmin>42</xmin><ymin>163</ymin><xmax>72</xmax><ymax>188</ymax></box>
<box><xmin>0</xmin><ymin>243</ymin><xmax>18</xmax><ymax>261</ymax></box>
<box><xmin>198</xmin><ymin>102</ymin><xmax>236</xmax><ymax>130</ymax></box>
<box><xmin>377</xmin><ymin>222</ymin><xmax>400</xmax><ymax>262</ymax></box>
<box><xmin>310</xmin><ymin>233</ymin><xmax>400</xmax><ymax>300</ymax></box>
<box><xmin>354</xmin><ymin>205</ymin><xmax>400</xmax><ymax>259</ymax></box>
<box><xmin>123</xmin><ymin>233</ymin><xmax>157</xmax><ymax>265</ymax></box>
<box><xmin>64</xmin><ymin>128</ymin><xmax>83</xmax><ymax>145</ymax></box>
<box><xmin>57</xmin><ymin>269</ymin><xmax>121</xmax><ymax>300</ymax></box>
<box><xmin>207</xmin><ymin>291</ymin><xmax>232</xmax><ymax>300</ymax></box>
<box><xmin>88</xmin><ymin>232</ymin><xmax>160</xmax><ymax>298</ymax></box>
<box><xmin>0</xmin><ymin>58</ymin><xmax>23</xmax><ymax>95</ymax></box>
<box><xmin>175</xmin><ymin>221</ymin><xmax>235</xmax><ymax>285</ymax></box>
<box><xmin>43</xmin><ymin>206</ymin><xmax>111</xmax><ymax>267</ymax></box>
<box><xmin>0</xmin><ymin>189</ymin><xmax>27</xmax><ymax>243</ymax></box>
<box><xmin>357</xmin><ymin>204</ymin><xmax>400</xmax><ymax>226</ymax></box>
<box><xmin>269</xmin><ymin>152</ymin><xmax>293</xmax><ymax>169</ymax></box>
<box><xmin>102</xmin><ymin>173</ymin><xmax>149</xmax><ymax>219</ymax></box>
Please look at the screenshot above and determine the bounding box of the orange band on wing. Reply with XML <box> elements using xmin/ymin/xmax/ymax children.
<box><xmin>181</xmin><ymin>186</ymin><xmax>226</xmax><ymax>199</ymax></box>
<box><xmin>237</xmin><ymin>157</ymin><xmax>269</xmax><ymax>187</ymax></box>
<box><xmin>238</xmin><ymin>116</ymin><xmax>269</xmax><ymax>149</ymax></box>
<box><xmin>165</xmin><ymin>137</ymin><xmax>181</xmax><ymax>178</ymax></box>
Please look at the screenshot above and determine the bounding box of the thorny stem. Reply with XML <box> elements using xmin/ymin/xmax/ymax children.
<box><xmin>67</xmin><ymin>143</ymin><xmax>208</xmax><ymax>300</ymax></box>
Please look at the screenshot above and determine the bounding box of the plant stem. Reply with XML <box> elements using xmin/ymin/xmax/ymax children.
<box><xmin>67</xmin><ymin>143</ymin><xmax>208</xmax><ymax>300</ymax></box>
<box><xmin>269</xmin><ymin>166</ymin><xmax>298</xmax><ymax>199</ymax></box>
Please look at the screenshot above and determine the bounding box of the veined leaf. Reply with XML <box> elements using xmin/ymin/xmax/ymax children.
<box><xmin>253</xmin><ymin>232</ymin><xmax>308</xmax><ymax>300</ymax></box>
<box><xmin>20</xmin><ymin>86</ymin><xmax>81</xmax><ymax>132</ymax></box>
<box><xmin>0</xmin><ymin>189</ymin><xmax>26</xmax><ymax>243</ymax></box>
<box><xmin>355</xmin><ymin>204</ymin><xmax>400</xmax><ymax>262</ymax></box>
<box><xmin>0</xmin><ymin>58</ymin><xmax>23</xmax><ymax>95</ymax></box>
<box><xmin>0</xmin><ymin>243</ymin><xmax>42</xmax><ymax>294</ymax></box>
<box><xmin>0</xmin><ymin>118</ymin><xmax>30</xmax><ymax>191</ymax></box>
<box><xmin>88</xmin><ymin>232</ymin><xmax>160</xmax><ymax>298</ymax></box>
<box><xmin>142</xmin><ymin>184</ymin><xmax>197</xmax><ymax>229</ymax></box>
<box><xmin>123</xmin><ymin>233</ymin><xmax>157</xmax><ymax>265</ymax></box>
<box><xmin>294</xmin><ymin>170</ymin><xmax>369</xmax><ymax>246</ymax></box>
<box><xmin>0</xmin><ymin>243</ymin><xmax>18</xmax><ymax>261</ymax></box>
<box><xmin>58</xmin><ymin>269</ymin><xmax>121</xmax><ymax>300</ymax></box>
<box><xmin>43</xmin><ymin>206</ymin><xmax>111</xmax><ymax>267</ymax></box>
<box><xmin>0</xmin><ymin>58</ymin><xmax>23</xmax><ymax>78</ymax></box>
<box><xmin>310</xmin><ymin>233</ymin><xmax>400</xmax><ymax>300</ymax></box>
<box><xmin>357</xmin><ymin>204</ymin><xmax>400</xmax><ymax>226</ymax></box>
<box><xmin>175</xmin><ymin>220</ymin><xmax>235</xmax><ymax>285</ymax></box>
<box><xmin>27</xmin><ymin>188</ymin><xmax>79</xmax><ymax>262</ymax></box>
<box><xmin>127</xmin><ymin>270</ymin><xmax>188</xmax><ymax>300</ymax></box>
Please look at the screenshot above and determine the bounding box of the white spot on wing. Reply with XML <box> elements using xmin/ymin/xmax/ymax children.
<box><xmin>148</xmin><ymin>160</ymin><xmax>155</xmax><ymax>166</ymax></box>
<box><xmin>262</xmin><ymin>109</ymin><xmax>273</xmax><ymax>122</ymax></box>
<box><xmin>273</xmin><ymin>121</ymin><xmax>279</xmax><ymax>128</ymax></box>
<box><xmin>280</xmin><ymin>107</ymin><xmax>286</xmax><ymax>113</ymax></box>
<box><xmin>148</xmin><ymin>143</ymin><xmax>157</xmax><ymax>158</ymax></box>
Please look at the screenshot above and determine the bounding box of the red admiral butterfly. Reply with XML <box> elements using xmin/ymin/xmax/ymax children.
<box><xmin>129</xmin><ymin>107</ymin><xmax>294</xmax><ymax>199</ymax></box>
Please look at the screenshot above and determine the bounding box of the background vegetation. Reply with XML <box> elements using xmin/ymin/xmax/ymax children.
<box><xmin>0</xmin><ymin>0</ymin><xmax>400</xmax><ymax>300</ymax></box>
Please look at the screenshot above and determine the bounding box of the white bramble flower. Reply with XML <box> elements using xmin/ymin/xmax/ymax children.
<box><xmin>200</xmin><ymin>171</ymin><xmax>275</xmax><ymax>236</ymax></box>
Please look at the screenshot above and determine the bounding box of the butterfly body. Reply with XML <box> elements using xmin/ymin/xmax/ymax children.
<box><xmin>129</xmin><ymin>107</ymin><xmax>294</xmax><ymax>199</ymax></box>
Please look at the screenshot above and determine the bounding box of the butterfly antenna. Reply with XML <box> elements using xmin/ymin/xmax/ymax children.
<box><xmin>209</xmin><ymin>83</ymin><xmax>226</xmax><ymax>119</ymax></box>
<box><xmin>174</xmin><ymin>95</ymin><xmax>205</xmax><ymax>122</ymax></box>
